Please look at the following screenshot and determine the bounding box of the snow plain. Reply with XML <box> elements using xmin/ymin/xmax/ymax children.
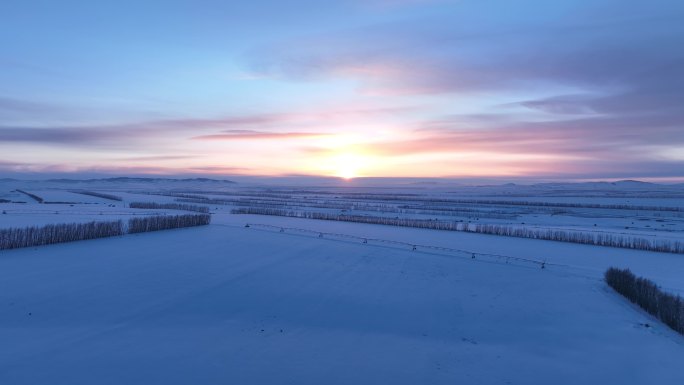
<box><xmin>1</xmin><ymin>180</ymin><xmax>684</xmax><ymax>384</ymax></box>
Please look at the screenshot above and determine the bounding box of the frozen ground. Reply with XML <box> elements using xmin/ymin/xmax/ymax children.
<box><xmin>1</xmin><ymin>179</ymin><xmax>684</xmax><ymax>384</ymax></box>
<box><xmin>0</xmin><ymin>189</ymin><xmax>186</xmax><ymax>228</ymax></box>
<box><xmin>3</xmin><ymin>224</ymin><xmax>684</xmax><ymax>384</ymax></box>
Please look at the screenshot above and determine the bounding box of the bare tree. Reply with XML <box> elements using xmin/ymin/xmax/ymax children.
<box><xmin>70</xmin><ymin>190</ymin><xmax>123</xmax><ymax>201</ymax></box>
<box><xmin>129</xmin><ymin>202</ymin><xmax>209</xmax><ymax>213</ymax></box>
<box><xmin>232</xmin><ymin>207</ymin><xmax>684</xmax><ymax>254</ymax></box>
<box><xmin>606</xmin><ymin>267</ymin><xmax>684</xmax><ymax>335</ymax></box>
<box><xmin>128</xmin><ymin>214</ymin><xmax>211</xmax><ymax>233</ymax></box>
<box><xmin>0</xmin><ymin>221</ymin><xmax>124</xmax><ymax>250</ymax></box>
<box><xmin>15</xmin><ymin>189</ymin><xmax>43</xmax><ymax>203</ymax></box>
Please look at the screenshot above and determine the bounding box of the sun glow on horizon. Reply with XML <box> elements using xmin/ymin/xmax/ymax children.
<box><xmin>327</xmin><ymin>152</ymin><xmax>370</xmax><ymax>180</ymax></box>
<box><xmin>334</xmin><ymin>153</ymin><xmax>361</xmax><ymax>179</ymax></box>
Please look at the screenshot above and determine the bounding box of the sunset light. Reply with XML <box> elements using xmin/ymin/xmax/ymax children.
<box><xmin>2</xmin><ymin>2</ymin><xmax>684</xmax><ymax>383</ymax></box>
<box><xmin>331</xmin><ymin>152</ymin><xmax>365</xmax><ymax>180</ymax></box>
<box><xmin>0</xmin><ymin>0</ymin><xmax>682</xmax><ymax>183</ymax></box>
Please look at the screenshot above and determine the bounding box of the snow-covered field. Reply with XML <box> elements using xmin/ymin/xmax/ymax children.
<box><xmin>1</xmin><ymin>179</ymin><xmax>683</xmax><ymax>384</ymax></box>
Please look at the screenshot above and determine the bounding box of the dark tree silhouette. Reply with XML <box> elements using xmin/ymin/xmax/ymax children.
<box><xmin>232</xmin><ymin>208</ymin><xmax>684</xmax><ymax>254</ymax></box>
<box><xmin>70</xmin><ymin>190</ymin><xmax>123</xmax><ymax>201</ymax></box>
<box><xmin>16</xmin><ymin>189</ymin><xmax>44</xmax><ymax>203</ymax></box>
<box><xmin>606</xmin><ymin>267</ymin><xmax>684</xmax><ymax>335</ymax></box>
<box><xmin>128</xmin><ymin>214</ymin><xmax>211</xmax><ymax>233</ymax></box>
<box><xmin>129</xmin><ymin>202</ymin><xmax>209</xmax><ymax>213</ymax></box>
<box><xmin>0</xmin><ymin>221</ymin><xmax>124</xmax><ymax>250</ymax></box>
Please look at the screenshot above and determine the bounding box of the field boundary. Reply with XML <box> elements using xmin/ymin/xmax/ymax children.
<box><xmin>244</xmin><ymin>222</ymin><xmax>554</xmax><ymax>270</ymax></box>
<box><xmin>606</xmin><ymin>267</ymin><xmax>684</xmax><ymax>335</ymax></box>
<box><xmin>0</xmin><ymin>214</ymin><xmax>211</xmax><ymax>251</ymax></box>
<box><xmin>233</xmin><ymin>208</ymin><xmax>684</xmax><ymax>254</ymax></box>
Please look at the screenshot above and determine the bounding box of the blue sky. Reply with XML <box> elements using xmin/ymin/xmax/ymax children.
<box><xmin>1</xmin><ymin>0</ymin><xmax>683</xmax><ymax>180</ymax></box>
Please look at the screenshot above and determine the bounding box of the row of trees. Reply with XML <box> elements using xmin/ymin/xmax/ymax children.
<box><xmin>232</xmin><ymin>207</ymin><xmax>684</xmax><ymax>254</ymax></box>
<box><xmin>405</xmin><ymin>208</ymin><xmax>518</xmax><ymax>220</ymax></box>
<box><xmin>71</xmin><ymin>190</ymin><xmax>123</xmax><ymax>201</ymax></box>
<box><xmin>129</xmin><ymin>202</ymin><xmax>210</xmax><ymax>213</ymax></box>
<box><xmin>0</xmin><ymin>214</ymin><xmax>212</xmax><ymax>250</ymax></box>
<box><xmin>160</xmin><ymin>190</ymin><xmax>684</xmax><ymax>214</ymax></box>
<box><xmin>128</xmin><ymin>214</ymin><xmax>211</xmax><ymax>233</ymax></box>
<box><xmin>231</xmin><ymin>207</ymin><xmax>470</xmax><ymax>230</ymax></box>
<box><xmin>314</xmin><ymin>194</ymin><xmax>684</xmax><ymax>212</ymax></box>
<box><xmin>186</xmin><ymin>190</ymin><xmax>293</xmax><ymax>199</ymax></box>
<box><xmin>400</xmin><ymin>204</ymin><xmax>509</xmax><ymax>213</ymax></box>
<box><xmin>606</xmin><ymin>267</ymin><xmax>684</xmax><ymax>335</ymax></box>
<box><xmin>160</xmin><ymin>190</ymin><xmax>293</xmax><ymax>200</ymax></box>
<box><xmin>157</xmin><ymin>192</ymin><xmax>209</xmax><ymax>200</ymax></box>
<box><xmin>435</xmin><ymin>199</ymin><xmax>684</xmax><ymax>212</ymax></box>
<box><xmin>225</xmin><ymin>197</ymin><xmax>517</xmax><ymax>219</ymax></box>
<box><xmin>470</xmin><ymin>224</ymin><xmax>684</xmax><ymax>254</ymax></box>
<box><xmin>0</xmin><ymin>221</ymin><xmax>124</xmax><ymax>250</ymax></box>
<box><xmin>176</xmin><ymin>197</ymin><xmax>230</xmax><ymax>206</ymax></box>
<box><xmin>15</xmin><ymin>189</ymin><xmax>43</xmax><ymax>203</ymax></box>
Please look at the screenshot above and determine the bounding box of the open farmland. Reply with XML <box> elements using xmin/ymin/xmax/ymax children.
<box><xmin>1</xmin><ymin>179</ymin><xmax>684</xmax><ymax>384</ymax></box>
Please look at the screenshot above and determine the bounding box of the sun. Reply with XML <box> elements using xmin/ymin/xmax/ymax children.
<box><xmin>338</xmin><ymin>164</ymin><xmax>357</xmax><ymax>180</ymax></box>
<box><xmin>332</xmin><ymin>153</ymin><xmax>364</xmax><ymax>180</ymax></box>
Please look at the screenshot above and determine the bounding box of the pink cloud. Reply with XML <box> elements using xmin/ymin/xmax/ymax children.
<box><xmin>192</xmin><ymin>130</ymin><xmax>330</xmax><ymax>141</ymax></box>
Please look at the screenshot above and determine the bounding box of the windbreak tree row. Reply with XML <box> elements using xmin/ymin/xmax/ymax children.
<box><xmin>0</xmin><ymin>214</ymin><xmax>211</xmax><ymax>250</ymax></box>
<box><xmin>469</xmin><ymin>223</ymin><xmax>684</xmax><ymax>253</ymax></box>
<box><xmin>128</xmin><ymin>214</ymin><xmax>211</xmax><ymax>233</ymax></box>
<box><xmin>232</xmin><ymin>207</ymin><xmax>474</xmax><ymax>230</ymax></box>
<box><xmin>204</xmin><ymin>196</ymin><xmax>510</xmax><ymax>219</ymax></box>
<box><xmin>232</xmin><ymin>207</ymin><xmax>684</xmax><ymax>254</ymax></box>
<box><xmin>0</xmin><ymin>221</ymin><xmax>124</xmax><ymax>250</ymax></box>
<box><xmin>176</xmin><ymin>197</ymin><xmax>231</xmax><ymax>206</ymax></box>
<box><xmin>315</xmin><ymin>195</ymin><xmax>684</xmax><ymax>212</ymax></box>
<box><xmin>174</xmin><ymin>190</ymin><xmax>293</xmax><ymax>199</ymax></box>
<box><xmin>606</xmin><ymin>267</ymin><xmax>684</xmax><ymax>335</ymax></box>
<box><xmin>70</xmin><ymin>190</ymin><xmax>123</xmax><ymax>201</ymax></box>
<box><xmin>157</xmin><ymin>192</ymin><xmax>210</xmax><ymax>200</ymax></box>
<box><xmin>129</xmin><ymin>202</ymin><xmax>210</xmax><ymax>213</ymax></box>
<box><xmin>15</xmin><ymin>189</ymin><xmax>44</xmax><ymax>203</ymax></box>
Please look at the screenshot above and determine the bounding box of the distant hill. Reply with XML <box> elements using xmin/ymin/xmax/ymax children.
<box><xmin>45</xmin><ymin>177</ymin><xmax>236</xmax><ymax>184</ymax></box>
<box><xmin>530</xmin><ymin>180</ymin><xmax>661</xmax><ymax>190</ymax></box>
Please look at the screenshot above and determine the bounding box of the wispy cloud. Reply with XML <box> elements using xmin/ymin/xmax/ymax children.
<box><xmin>245</xmin><ymin>4</ymin><xmax>684</xmax><ymax>108</ymax></box>
<box><xmin>114</xmin><ymin>155</ymin><xmax>200</xmax><ymax>162</ymax></box>
<box><xmin>0</xmin><ymin>160</ymin><xmax>252</xmax><ymax>176</ymax></box>
<box><xmin>192</xmin><ymin>130</ymin><xmax>330</xmax><ymax>141</ymax></box>
<box><xmin>0</xmin><ymin>97</ymin><xmax>60</xmax><ymax>115</ymax></box>
<box><xmin>2</xmin><ymin>0</ymin><xmax>683</xmax><ymax>180</ymax></box>
<box><xmin>0</xmin><ymin>106</ymin><xmax>415</xmax><ymax>147</ymax></box>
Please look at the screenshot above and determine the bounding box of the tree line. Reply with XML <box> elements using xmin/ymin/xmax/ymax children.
<box><xmin>311</xmin><ymin>194</ymin><xmax>684</xmax><ymax>212</ymax></box>
<box><xmin>432</xmin><ymin>199</ymin><xmax>684</xmax><ymax>212</ymax></box>
<box><xmin>0</xmin><ymin>221</ymin><xmax>124</xmax><ymax>250</ymax></box>
<box><xmin>70</xmin><ymin>190</ymin><xmax>123</xmax><ymax>201</ymax></box>
<box><xmin>176</xmin><ymin>197</ymin><xmax>231</xmax><ymax>206</ymax></box>
<box><xmin>0</xmin><ymin>214</ymin><xmax>211</xmax><ymax>250</ymax></box>
<box><xmin>470</xmin><ymin>223</ymin><xmax>684</xmax><ymax>254</ymax></box>
<box><xmin>158</xmin><ymin>189</ymin><xmax>684</xmax><ymax>213</ymax></box>
<box><xmin>15</xmin><ymin>189</ymin><xmax>44</xmax><ymax>203</ymax></box>
<box><xmin>232</xmin><ymin>207</ymin><xmax>684</xmax><ymax>254</ymax></box>
<box><xmin>129</xmin><ymin>202</ymin><xmax>210</xmax><ymax>213</ymax></box>
<box><xmin>606</xmin><ymin>267</ymin><xmax>683</xmax><ymax>335</ymax></box>
<box><xmin>128</xmin><ymin>214</ymin><xmax>211</xmax><ymax>233</ymax></box>
<box><xmin>220</xmin><ymin>197</ymin><xmax>517</xmax><ymax>219</ymax></box>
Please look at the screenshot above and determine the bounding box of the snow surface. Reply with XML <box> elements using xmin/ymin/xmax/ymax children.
<box><xmin>1</xmin><ymin>220</ymin><xmax>683</xmax><ymax>384</ymax></box>
<box><xmin>1</xmin><ymin>180</ymin><xmax>684</xmax><ymax>384</ymax></box>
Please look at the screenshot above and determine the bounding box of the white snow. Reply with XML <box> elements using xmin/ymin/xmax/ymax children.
<box><xmin>1</xmin><ymin>180</ymin><xmax>683</xmax><ymax>384</ymax></box>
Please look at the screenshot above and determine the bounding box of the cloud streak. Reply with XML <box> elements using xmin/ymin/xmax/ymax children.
<box><xmin>1</xmin><ymin>0</ymin><xmax>683</xmax><ymax>180</ymax></box>
<box><xmin>192</xmin><ymin>130</ymin><xmax>330</xmax><ymax>141</ymax></box>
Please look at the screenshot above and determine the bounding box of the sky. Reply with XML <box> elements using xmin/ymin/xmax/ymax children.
<box><xmin>1</xmin><ymin>0</ymin><xmax>683</xmax><ymax>181</ymax></box>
